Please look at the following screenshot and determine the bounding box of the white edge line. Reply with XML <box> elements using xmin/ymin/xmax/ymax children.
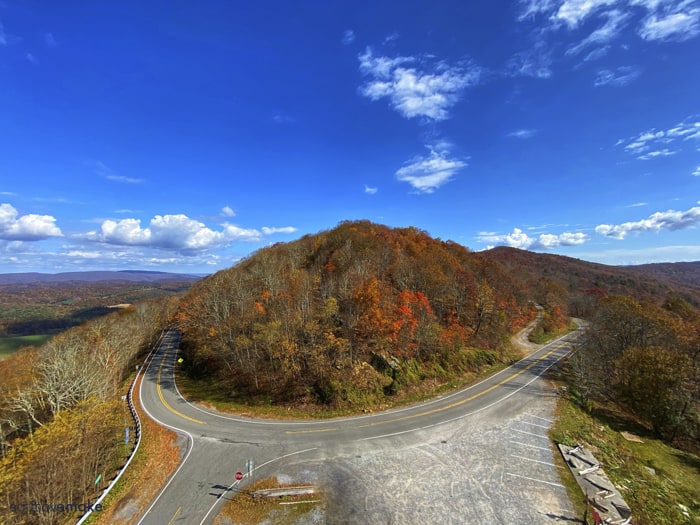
<box><xmin>136</xmin><ymin>336</ymin><xmax>195</xmax><ymax>525</ymax></box>
<box><xmin>175</xmin><ymin>329</ymin><xmax>581</xmax><ymax>427</ymax></box>
<box><xmin>358</xmin><ymin>341</ymin><xmax>573</xmax><ymax>442</ymax></box>
<box><xmin>197</xmin><ymin>447</ymin><xmax>318</xmax><ymax>525</ymax></box>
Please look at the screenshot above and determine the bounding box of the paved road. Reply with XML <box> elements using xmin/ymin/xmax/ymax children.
<box><xmin>137</xmin><ymin>326</ymin><xmax>587</xmax><ymax>524</ymax></box>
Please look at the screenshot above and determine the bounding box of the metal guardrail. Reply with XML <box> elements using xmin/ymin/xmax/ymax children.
<box><xmin>75</xmin><ymin>330</ymin><xmax>165</xmax><ymax>525</ymax></box>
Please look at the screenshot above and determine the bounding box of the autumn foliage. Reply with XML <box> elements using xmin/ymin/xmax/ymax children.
<box><xmin>176</xmin><ymin>221</ymin><xmax>533</xmax><ymax>407</ymax></box>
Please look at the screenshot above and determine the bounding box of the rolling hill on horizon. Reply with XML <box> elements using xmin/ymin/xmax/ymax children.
<box><xmin>0</xmin><ymin>270</ymin><xmax>203</xmax><ymax>285</ymax></box>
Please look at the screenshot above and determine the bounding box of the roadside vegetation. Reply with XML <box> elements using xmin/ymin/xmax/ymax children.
<box><xmin>0</xmin><ymin>297</ymin><xmax>181</xmax><ymax>525</ymax></box>
<box><xmin>550</xmin><ymin>398</ymin><xmax>699</xmax><ymax>525</ymax></box>
<box><xmin>177</xmin><ymin>221</ymin><xmax>545</xmax><ymax>413</ymax></box>
<box><xmin>214</xmin><ymin>478</ymin><xmax>322</xmax><ymax>525</ymax></box>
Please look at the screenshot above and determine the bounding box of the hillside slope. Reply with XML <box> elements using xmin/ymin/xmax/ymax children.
<box><xmin>177</xmin><ymin>221</ymin><xmax>536</xmax><ymax>408</ymax></box>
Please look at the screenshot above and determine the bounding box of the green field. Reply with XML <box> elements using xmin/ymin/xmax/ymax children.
<box><xmin>0</xmin><ymin>334</ymin><xmax>52</xmax><ymax>359</ymax></box>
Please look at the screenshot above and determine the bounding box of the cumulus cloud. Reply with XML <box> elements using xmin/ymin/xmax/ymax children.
<box><xmin>85</xmin><ymin>214</ymin><xmax>262</xmax><ymax>253</ymax></box>
<box><xmin>0</xmin><ymin>203</ymin><xmax>63</xmax><ymax>241</ymax></box>
<box><xmin>593</xmin><ymin>65</ymin><xmax>642</xmax><ymax>86</ymax></box>
<box><xmin>595</xmin><ymin>204</ymin><xmax>700</xmax><ymax>239</ymax></box>
<box><xmin>84</xmin><ymin>213</ymin><xmax>297</xmax><ymax>253</ymax></box>
<box><xmin>358</xmin><ymin>47</ymin><xmax>481</xmax><ymax>121</ymax></box>
<box><xmin>478</xmin><ymin>227</ymin><xmax>589</xmax><ymax>250</ymax></box>
<box><xmin>395</xmin><ymin>144</ymin><xmax>467</xmax><ymax>193</ymax></box>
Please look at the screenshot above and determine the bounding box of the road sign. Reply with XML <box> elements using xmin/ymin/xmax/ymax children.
<box><xmin>235</xmin><ymin>471</ymin><xmax>243</xmax><ymax>481</ymax></box>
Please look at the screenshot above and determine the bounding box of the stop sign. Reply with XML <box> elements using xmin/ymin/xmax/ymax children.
<box><xmin>235</xmin><ymin>471</ymin><xmax>243</xmax><ymax>480</ymax></box>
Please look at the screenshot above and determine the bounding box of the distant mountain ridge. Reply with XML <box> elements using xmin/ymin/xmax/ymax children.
<box><xmin>0</xmin><ymin>270</ymin><xmax>202</xmax><ymax>285</ymax></box>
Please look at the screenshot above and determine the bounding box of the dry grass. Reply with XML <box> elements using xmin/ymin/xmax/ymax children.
<box><xmin>89</xmin><ymin>372</ymin><xmax>182</xmax><ymax>525</ymax></box>
<box><xmin>214</xmin><ymin>478</ymin><xmax>322</xmax><ymax>525</ymax></box>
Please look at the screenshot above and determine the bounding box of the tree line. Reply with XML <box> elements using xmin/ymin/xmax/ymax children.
<box><xmin>0</xmin><ymin>297</ymin><xmax>178</xmax><ymax>524</ymax></box>
<box><xmin>176</xmin><ymin>221</ymin><xmax>547</xmax><ymax>408</ymax></box>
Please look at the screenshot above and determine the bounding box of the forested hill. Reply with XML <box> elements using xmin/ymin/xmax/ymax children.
<box><xmin>481</xmin><ymin>246</ymin><xmax>700</xmax><ymax>312</ymax></box>
<box><xmin>176</xmin><ymin>221</ymin><xmax>538</xmax><ymax>408</ymax></box>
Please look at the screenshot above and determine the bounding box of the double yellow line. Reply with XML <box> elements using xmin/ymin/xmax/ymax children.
<box><xmin>156</xmin><ymin>350</ymin><xmax>205</xmax><ymax>425</ymax></box>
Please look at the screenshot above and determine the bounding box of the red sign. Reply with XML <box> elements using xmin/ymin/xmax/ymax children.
<box><xmin>235</xmin><ymin>471</ymin><xmax>243</xmax><ymax>481</ymax></box>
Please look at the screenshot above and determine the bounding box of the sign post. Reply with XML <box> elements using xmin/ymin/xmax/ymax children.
<box><xmin>235</xmin><ymin>471</ymin><xmax>243</xmax><ymax>481</ymax></box>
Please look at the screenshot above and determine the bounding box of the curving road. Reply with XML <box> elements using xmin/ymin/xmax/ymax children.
<box><xmin>137</xmin><ymin>325</ymin><xmax>587</xmax><ymax>524</ymax></box>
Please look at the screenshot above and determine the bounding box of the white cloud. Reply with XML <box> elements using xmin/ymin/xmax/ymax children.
<box><xmin>0</xmin><ymin>21</ymin><xmax>6</xmax><ymax>46</ymax></box>
<box><xmin>593</xmin><ymin>65</ymin><xmax>642</xmax><ymax>86</ymax></box>
<box><xmin>553</xmin><ymin>0</ymin><xmax>619</xmax><ymax>27</ymax></box>
<box><xmin>364</xmin><ymin>185</ymin><xmax>378</xmax><ymax>194</ymax></box>
<box><xmin>693</xmin><ymin>165</ymin><xmax>700</xmax><ymax>176</ymax></box>
<box><xmin>26</xmin><ymin>53</ymin><xmax>37</xmax><ymax>64</ymax></box>
<box><xmin>478</xmin><ymin>227</ymin><xmax>589</xmax><ymax>249</ymax></box>
<box><xmin>625</xmin><ymin>201</ymin><xmax>648</xmax><ymax>207</ymax></box>
<box><xmin>506</xmin><ymin>42</ymin><xmax>553</xmax><ymax>78</ymax></box>
<box><xmin>0</xmin><ymin>203</ymin><xmax>63</xmax><ymax>241</ymax></box>
<box><xmin>261</xmin><ymin>226</ymin><xmax>297</xmax><ymax>235</ymax></box>
<box><xmin>507</xmin><ymin>128</ymin><xmax>538</xmax><ymax>139</ymax></box>
<box><xmin>639</xmin><ymin>9</ymin><xmax>700</xmax><ymax>41</ymax></box>
<box><xmin>93</xmin><ymin>161</ymin><xmax>144</xmax><ymax>184</ymax></box>
<box><xmin>595</xmin><ymin>204</ymin><xmax>700</xmax><ymax>239</ymax></box>
<box><xmin>221</xmin><ymin>206</ymin><xmax>236</xmax><ymax>217</ymax></box>
<box><xmin>637</xmin><ymin>148</ymin><xmax>676</xmax><ymax>159</ymax></box>
<box><xmin>566</xmin><ymin>9</ymin><xmax>630</xmax><ymax>54</ymax></box>
<box><xmin>395</xmin><ymin>144</ymin><xmax>467</xmax><ymax>193</ymax></box>
<box><xmin>85</xmin><ymin>214</ymin><xmax>262</xmax><ymax>253</ymax></box>
<box><xmin>358</xmin><ymin>47</ymin><xmax>481</xmax><ymax>121</ymax></box>
<box><xmin>342</xmin><ymin>29</ymin><xmax>355</xmax><ymax>45</ymax></box>
<box><xmin>617</xmin><ymin>118</ymin><xmax>700</xmax><ymax>157</ymax></box>
<box><xmin>45</xmin><ymin>32</ymin><xmax>56</xmax><ymax>48</ymax></box>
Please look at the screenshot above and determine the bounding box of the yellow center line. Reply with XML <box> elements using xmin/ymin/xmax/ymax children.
<box><xmin>157</xmin><ymin>349</ymin><xmax>206</xmax><ymax>425</ymax></box>
<box><xmin>356</xmin><ymin>343</ymin><xmax>564</xmax><ymax>429</ymax></box>
<box><xmin>167</xmin><ymin>506</ymin><xmax>182</xmax><ymax>525</ymax></box>
<box><xmin>285</xmin><ymin>427</ymin><xmax>339</xmax><ymax>435</ymax></box>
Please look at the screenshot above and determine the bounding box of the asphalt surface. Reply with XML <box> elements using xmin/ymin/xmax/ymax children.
<box><xmin>137</xmin><ymin>326</ymin><xmax>587</xmax><ymax>525</ymax></box>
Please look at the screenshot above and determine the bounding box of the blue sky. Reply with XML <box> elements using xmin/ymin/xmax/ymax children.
<box><xmin>1</xmin><ymin>0</ymin><xmax>699</xmax><ymax>274</ymax></box>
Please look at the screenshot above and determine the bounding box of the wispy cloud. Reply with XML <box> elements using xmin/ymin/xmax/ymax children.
<box><xmin>596</xmin><ymin>203</ymin><xmax>700</xmax><ymax>239</ymax></box>
<box><xmin>637</xmin><ymin>148</ymin><xmax>675</xmax><ymax>160</ymax></box>
<box><xmin>516</xmin><ymin>1</ymin><xmax>700</xmax><ymax>64</ymax></box>
<box><xmin>272</xmin><ymin>112</ymin><xmax>295</xmax><ymax>124</ymax></box>
<box><xmin>395</xmin><ymin>143</ymin><xmax>467</xmax><ymax>193</ymax></box>
<box><xmin>26</xmin><ymin>52</ymin><xmax>37</xmax><ymax>64</ymax></box>
<box><xmin>625</xmin><ymin>202</ymin><xmax>648</xmax><ymax>207</ymax></box>
<box><xmin>692</xmin><ymin>165</ymin><xmax>700</xmax><ymax>176</ymax></box>
<box><xmin>0</xmin><ymin>203</ymin><xmax>63</xmax><ymax>241</ymax></box>
<box><xmin>93</xmin><ymin>161</ymin><xmax>144</xmax><ymax>184</ymax></box>
<box><xmin>0</xmin><ymin>21</ymin><xmax>6</xmax><ymax>46</ymax></box>
<box><xmin>342</xmin><ymin>29</ymin><xmax>355</xmax><ymax>45</ymax></box>
<box><xmin>507</xmin><ymin>128</ymin><xmax>538</xmax><ymax>139</ymax></box>
<box><xmin>358</xmin><ymin>47</ymin><xmax>481</xmax><ymax>121</ymax></box>
<box><xmin>617</xmin><ymin>117</ymin><xmax>700</xmax><ymax>157</ymax></box>
<box><xmin>221</xmin><ymin>206</ymin><xmax>236</xmax><ymax>217</ymax></box>
<box><xmin>639</xmin><ymin>8</ymin><xmax>700</xmax><ymax>41</ymax></box>
<box><xmin>478</xmin><ymin>227</ymin><xmax>589</xmax><ymax>250</ymax></box>
<box><xmin>45</xmin><ymin>32</ymin><xmax>56</xmax><ymax>48</ymax></box>
<box><xmin>364</xmin><ymin>185</ymin><xmax>378</xmax><ymax>195</ymax></box>
<box><xmin>506</xmin><ymin>40</ymin><xmax>553</xmax><ymax>78</ymax></box>
<box><xmin>593</xmin><ymin>65</ymin><xmax>641</xmax><ymax>86</ymax></box>
<box><xmin>261</xmin><ymin>226</ymin><xmax>297</xmax><ymax>235</ymax></box>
